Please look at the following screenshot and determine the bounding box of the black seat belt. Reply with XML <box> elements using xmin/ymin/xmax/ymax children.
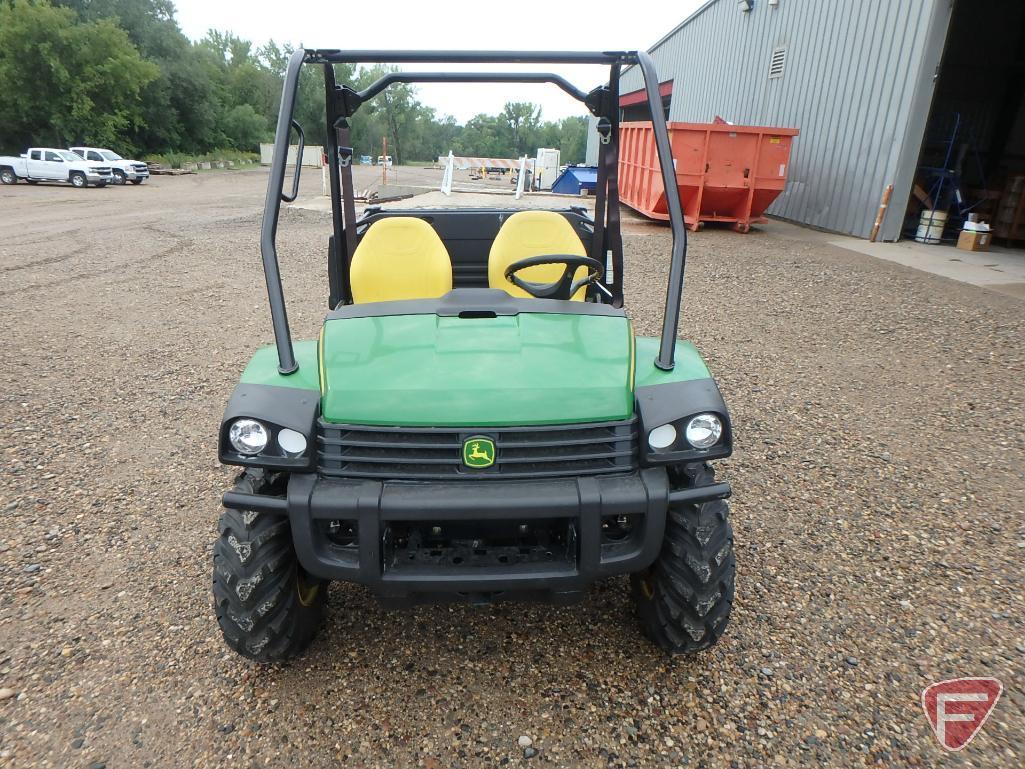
<box><xmin>588</xmin><ymin>64</ymin><xmax>624</xmax><ymax>308</ymax></box>
<box><xmin>605</xmin><ymin>100</ymin><xmax>624</xmax><ymax>308</ymax></box>
<box><xmin>590</xmin><ymin>118</ymin><xmax>610</xmax><ymax>300</ymax></box>
<box><xmin>335</xmin><ymin>120</ymin><xmax>358</xmax><ymax>266</ymax></box>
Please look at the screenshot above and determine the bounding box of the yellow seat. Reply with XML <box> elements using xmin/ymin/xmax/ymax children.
<box><xmin>488</xmin><ymin>211</ymin><xmax>588</xmax><ymax>301</ymax></box>
<box><xmin>350</xmin><ymin>217</ymin><xmax>452</xmax><ymax>303</ymax></box>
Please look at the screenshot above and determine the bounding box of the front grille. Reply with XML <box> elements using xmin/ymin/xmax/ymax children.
<box><xmin>95</xmin><ymin>167</ymin><xmax>111</xmax><ymax>174</ymax></box>
<box><xmin>132</xmin><ymin>164</ymin><xmax>148</xmax><ymax>172</ymax></box>
<box><xmin>318</xmin><ymin>418</ymin><xmax>637</xmax><ymax>480</ymax></box>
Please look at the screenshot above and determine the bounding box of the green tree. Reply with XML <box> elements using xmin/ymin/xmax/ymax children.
<box><xmin>420</xmin><ymin>114</ymin><xmax>460</xmax><ymax>163</ymax></box>
<box><xmin>0</xmin><ymin>2</ymin><xmax>594</xmax><ymax>163</ymax></box>
<box><xmin>55</xmin><ymin>0</ymin><xmax>217</xmax><ymax>152</ymax></box>
<box><xmin>0</xmin><ymin>0</ymin><xmax>157</xmax><ymax>151</ymax></box>
<box><xmin>345</xmin><ymin>65</ymin><xmax>427</xmax><ymax>165</ymax></box>
<box><xmin>195</xmin><ymin>30</ymin><xmax>284</xmax><ymax>149</ymax></box>
<box><xmin>220</xmin><ymin>104</ymin><xmax>268</xmax><ymax>150</ymax></box>
<box><xmin>57</xmin><ymin>0</ymin><xmax>180</xmax><ymax>58</ymax></box>
<box><xmin>454</xmin><ymin>114</ymin><xmax>505</xmax><ymax>157</ymax></box>
<box><xmin>555</xmin><ymin>116</ymin><xmax>588</xmax><ymax>164</ymax></box>
<box><xmin>499</xmin><ymin>102</ymin><xmax>542</xmax><ymax>156</ymax></box>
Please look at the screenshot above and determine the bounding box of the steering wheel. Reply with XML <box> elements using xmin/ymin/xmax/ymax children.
<box><xmin>504</xmin><ymin>254</ymin><xmax>605</xmax><ymax>300</ymax></box>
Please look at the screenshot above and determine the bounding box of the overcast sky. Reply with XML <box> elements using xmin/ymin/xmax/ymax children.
<box><xmin>171</xmin><ymin>0</ymin><xmax>704</xmax><ymax>123</ymax></box>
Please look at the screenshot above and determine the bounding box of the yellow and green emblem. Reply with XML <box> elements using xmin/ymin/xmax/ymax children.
<box><xmin>462</xmin><ymin>436</ymin><xmax>496</xmax><ymax>468</ymax></box>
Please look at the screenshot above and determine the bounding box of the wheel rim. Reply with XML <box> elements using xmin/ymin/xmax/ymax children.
<box><xmin>1</xmin><ymin>171</ymin><xmax>12</xmax><ymax>183</ymax></box>
<box><xmin>72</xmin><ymin>176</ymin><xmax>84</xmax><ymax>187</ymax></box>
<box><xmin>296</xmin><ymin>568</ymin><xmax>319</xmax><ymax>607</ymax></box>
<box><xmin>115</xmin><ymin>172</ymin><xmax>125</xmax><ymax>184</ymax></box>
<box><xmin>638</xmin><ymin>568</ymin><xmax>655</xmax><ymax>600</ymax></box>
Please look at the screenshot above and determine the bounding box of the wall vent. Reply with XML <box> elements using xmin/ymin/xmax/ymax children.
<box><xmin>768</xmin><ymin>47</ymin><xmax>787</xmax><ymax>79</ymax></box>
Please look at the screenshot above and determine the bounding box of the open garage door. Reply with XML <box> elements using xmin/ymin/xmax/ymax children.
<box><xmin>902</xmin><ymin>0</ymin><xmax>1025</xmax><ymax>246</ymax></box>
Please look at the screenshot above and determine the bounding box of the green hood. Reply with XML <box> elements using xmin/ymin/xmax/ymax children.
<box><xmin>319</xmin><ymin>312</ymin><xmax>634</xmax><ymax>426</ymax></box>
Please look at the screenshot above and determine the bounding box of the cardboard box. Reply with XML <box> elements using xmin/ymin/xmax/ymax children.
<box><xmin>957</xmin><ymin>230</ymin><xmax>990</xmax><ymax>252</ymax></box>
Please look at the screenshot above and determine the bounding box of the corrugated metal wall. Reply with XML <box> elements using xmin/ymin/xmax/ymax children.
<box><xmin>591</xmin><ymin>0</ymin><xmax>953</xmax><ymax>239</ymax></box>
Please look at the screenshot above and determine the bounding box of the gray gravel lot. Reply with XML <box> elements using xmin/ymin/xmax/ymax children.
<box><xmin>0</xmin><ymin>169</ymin><xmax>1023</xmax><ymax>768</ymax></box>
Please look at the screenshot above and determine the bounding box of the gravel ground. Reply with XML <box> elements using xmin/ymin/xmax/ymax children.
<box><xmin>0</xmin><ymin>169</ymin><xmax>1022</xmax><ymax>768</ymax></box>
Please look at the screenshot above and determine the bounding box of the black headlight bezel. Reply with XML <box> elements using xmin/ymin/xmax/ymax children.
<box><xmin>635</xmin><ymin>379</ymin><xmax>733</xmax><ymax>466</ymax></box>
<box><xmin>218</xmin><ymin>384</ymin><xmax>319</xmax><ymax>471</ymax></box>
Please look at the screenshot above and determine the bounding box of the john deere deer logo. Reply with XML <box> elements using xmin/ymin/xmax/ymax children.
<box><xmin>462</xmin><ymin>436</ymin><xmax>496</xmax><ymax>468</ymax></box>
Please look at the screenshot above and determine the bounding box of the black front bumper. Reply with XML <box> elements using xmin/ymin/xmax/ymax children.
<box><xmin>222</xmin><ymin>468</ymin><xmax>730</xmax><ymax>604</ymax></box>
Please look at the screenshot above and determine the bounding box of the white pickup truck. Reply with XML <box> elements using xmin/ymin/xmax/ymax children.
<box><xmin>69</xmin><ymin>146</ymin><xmax>149</xmax><ymax>185</ymax></box>
<box><xmin>0</xmin><ymin>148</ymin><xmax>113</xmax><ymax>188</ymax></box>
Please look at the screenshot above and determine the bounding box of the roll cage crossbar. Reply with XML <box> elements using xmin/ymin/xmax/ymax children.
<box><xmin>261</xmin><ymin>49</ymin><xmax>687</xmax><ymax>375</ymax></box>
<box><xmin>353</xmin><ymin>73</ymin><xmax>590</xmax><ymax>110</ymax></box>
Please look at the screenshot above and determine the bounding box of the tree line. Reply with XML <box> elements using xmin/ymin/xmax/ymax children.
<box><xmin>0</xmin><ymin>0</ymin><xmax>589</xmax><ymax>163</ymax></box>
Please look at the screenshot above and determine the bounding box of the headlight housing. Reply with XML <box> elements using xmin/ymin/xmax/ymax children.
<box><xmin>219</xmin><ymin>383</ymin><xmax>318</xmax><ymax>470</ymax></box>
<box><xmin>635</xmin><ymin>380</ymin><xmax>732</xmax><ymax>465</ymax></box>
<box><xmin>228</xmin><ymin>419</ymin><xmax>268</xmax><ymax>455</ymax></box>
<box><xmin>684</xmin><ymin>413</ymin><xmax>722</xmax><ymax>449</ymax></box>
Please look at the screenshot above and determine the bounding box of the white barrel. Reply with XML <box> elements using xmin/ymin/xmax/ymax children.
<box><xmin>914</xmin><ymin>209</ymin><xmax>947</xmax><ymax>244</ymax></box>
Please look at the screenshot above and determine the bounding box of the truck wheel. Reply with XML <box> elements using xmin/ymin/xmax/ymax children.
<box><xmin>130</xmin><ymin>178</ymin><xmax>144</xmax><ymax>185</ymax></box>
<box><xmin>112</xmin><ymin>170</ymin><xmax>126</xmax><ymax>185</ymax></box>
<box><xmin>0</xmin><ymin>168</ymin><xmax>16</xmax><ymax>185</ymax></box>
<box><xmin>631</xmin><ymin>463</ymin><xmax>735</xmax><ymax>654</ymax></box>
<box><xmin>70</xmin><ymin>172</ymin><xmax>86</xmax><ymax>188</ymax></box>
<box><xmin>213</xmin><ymin>470</ymin><xmax>326</xmax><ymax>662</ymax></box>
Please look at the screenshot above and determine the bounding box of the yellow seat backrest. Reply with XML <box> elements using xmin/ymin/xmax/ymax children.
<box><xmin>350</xmin><ymin>217</ymin><xmax>452</xmax><ymax>303</ymax></box>
<box><xmin>488</xmin><ymin>211</ymin><xmax>588</xmax><ymax>301</ymax></box>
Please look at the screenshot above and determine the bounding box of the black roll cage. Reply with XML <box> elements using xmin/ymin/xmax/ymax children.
<box><xmin>261</xmin><ymin>49</ymin><xmax>687</xmax><ymax>375</ymax></box>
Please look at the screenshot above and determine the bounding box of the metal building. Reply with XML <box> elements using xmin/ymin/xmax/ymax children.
<box><xmin>587</xmin><ymin>0</ymin><xmax>1025</xmax><ymax>241</ymax></box>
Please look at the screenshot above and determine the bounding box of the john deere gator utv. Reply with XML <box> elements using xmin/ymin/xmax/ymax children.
<box><xmin>213</xmin><ymin>49</ymin><xmax>735</xmax><ymax>661</ymax></box>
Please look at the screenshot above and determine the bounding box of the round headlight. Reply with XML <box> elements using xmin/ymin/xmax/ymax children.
<box><xmin>685</xmin><ymin>414</ymin><xmax>722</xmax><ymax>449</ymax></box>
<box><xmin>647</xmin><ymin>423</ymin><xmax>678</xmax><ymax>451</ymax></box>
<box><xmin>229</xmin><ymin>419</ymin><xmax>268</xmax><ymax>455</ymax></box>
<box><xmin>277</xmin><ymin>428</ymin><xmax>308</xmax><ymax>456</ymax></box>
